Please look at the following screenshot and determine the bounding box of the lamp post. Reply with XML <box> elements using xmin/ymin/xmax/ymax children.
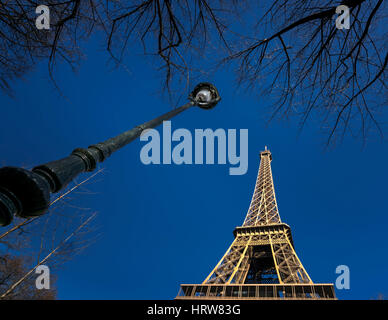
<box><xmin>0</xmin><ymin>83</ymin><xmax>221</xmax><ymax>226</ymax></box>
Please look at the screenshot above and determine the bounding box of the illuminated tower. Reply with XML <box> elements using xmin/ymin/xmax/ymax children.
<box><xmin>177</xmin><ymin>147</ymin><xmax>336</xmax><ymax>299</ymax></box>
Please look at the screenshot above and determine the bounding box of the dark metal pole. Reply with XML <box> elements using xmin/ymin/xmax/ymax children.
<box><xmin>0</xmin><ymin>83</ymin><xmax>220</xmax><ymax>226</ymax></box>
<box><xmin>35</xmin><ymin>101</ymin><xmax>194</xmax><ymax>194</ymax></box>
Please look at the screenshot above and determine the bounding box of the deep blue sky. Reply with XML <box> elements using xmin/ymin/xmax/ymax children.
<box><xmin>0</xmin><ymin>33</ymin><xmax>387</xmax><ymax>300</ymax></box>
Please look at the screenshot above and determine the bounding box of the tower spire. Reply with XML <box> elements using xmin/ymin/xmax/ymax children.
<box><xmin>243</xmin><ymin>147</ymin><xmax>281</xmax><ymax>226</ymax></box>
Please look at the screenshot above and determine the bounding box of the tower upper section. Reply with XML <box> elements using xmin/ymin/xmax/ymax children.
<box><xmin>260</xmin><ymin>145</ymin><xmax>272</xmax><ymax>160</ymax></box>
<box><xmin>242</xmin><ymin>147</ymin><xmax>281</xmax><ymax>226</ymax></box>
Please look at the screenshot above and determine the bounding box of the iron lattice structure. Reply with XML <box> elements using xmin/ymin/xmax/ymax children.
<box><xmin>177</xmin><ymin>147</ymin><xmax>336</xmax><ymax>300</ymax></box>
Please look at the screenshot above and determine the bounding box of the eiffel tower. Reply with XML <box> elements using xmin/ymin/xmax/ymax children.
<box><xmin>177</xmin><ymin>147</ymin><xmax>336</xmax><ymax>300</ymax></box>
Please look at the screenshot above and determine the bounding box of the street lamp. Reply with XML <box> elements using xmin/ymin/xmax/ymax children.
<box><xmin>0</xmin><ymin>82</ymin><xmax>221</xmax><ymax>226</ymax></box>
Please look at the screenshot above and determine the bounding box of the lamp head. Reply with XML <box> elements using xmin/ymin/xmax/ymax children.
<box><xmin>189</xmin><ymin>82</ymin><xmax>221</xmax><ymax>109</ymax></box>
